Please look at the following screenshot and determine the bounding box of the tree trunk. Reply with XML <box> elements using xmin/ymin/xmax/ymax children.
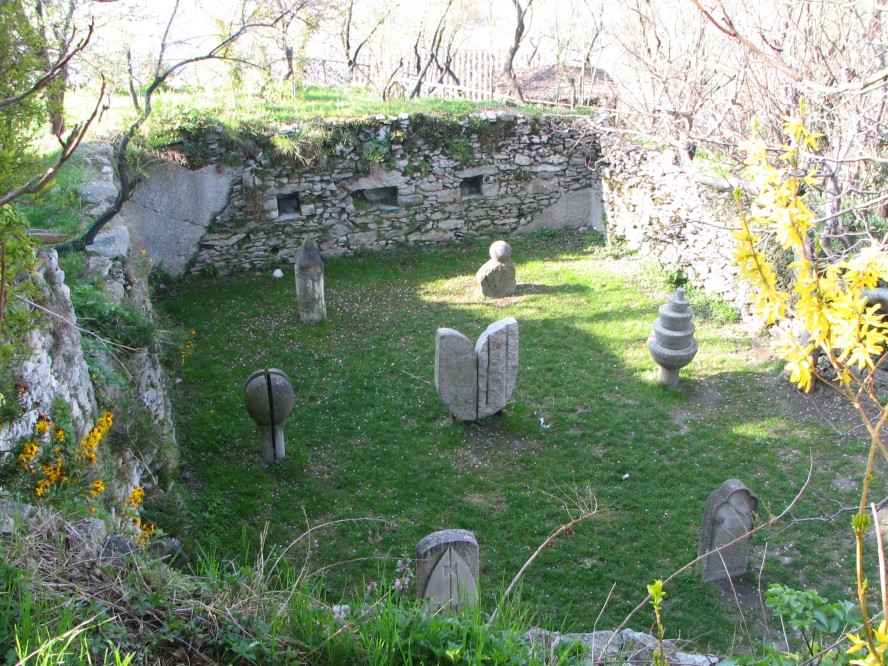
<box><xmin>502</xmin><ymin>0</ymin><xmax>533</xmax><ymax>103</ymax></box>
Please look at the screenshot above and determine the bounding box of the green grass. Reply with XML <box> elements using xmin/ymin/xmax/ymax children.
<box><xmin>13</xmin><ymin>153</ymin><xmax>87</xmax><ymax>236</ymax></box>
<box><xmin>155</xmin><ymin>230</ymin><xmax>881</xmax><ymax>655</ymax></box>
<box><xmin>68</xmin><ymin>84</ymin><xmax>596</xmax><ymax>147</ymax></box>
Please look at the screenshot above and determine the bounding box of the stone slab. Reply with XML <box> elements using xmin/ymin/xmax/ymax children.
<box><xmin>699</xmin><ymin>479</ymin><xmax>758</xmax><ymax>582</ymax></box>
<box><xmin>416</xmin><ymin>529</ymin><xmax>479</xmax><ymax>615</ymax></box>
<box><xmin>475</xmin><ymin>317</ymin><xmax>519</xmax><ymax>418</ymax></box>
<box><xmin>121</xmin><ymin>162</ymin><xmax>237</xmax><ymax>276</ymax></box>
<box><xmin>435</xmin><ymin>329</ymin><xmax>478</xmax><ymax>421</ymax></box>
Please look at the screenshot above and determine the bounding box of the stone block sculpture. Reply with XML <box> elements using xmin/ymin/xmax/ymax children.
<box><xmin>244</xmin><ymin>368</ymin><xmax>295</xmax><ymax>463</ymax></box>
<box><xmin>416</xmin><ymin>529</ymin><xmax>479</xmax><ymax>615</ymax></box>
<box><xmin>698</xmin><ymin>479</ymin><xmax>758</xmax><ymax>583</ymax></box>
<box><xmin>476</xmin><ymin>240</ymin><xmax>516</xmax><ymax>298</ymax></box>
<box><xmin>435</xmin><ymin>317</ymin><xmax>519</xmax><ymax>421</ymax></box>
<box><xmin>647</xmin><ymin>288</ymin><xmax>698</xmax><ymax>387</ymax></box>
<box><xmin>294</xmin><ymin>238</ymin><xmax>326</xmax><ymax>324</ymax></box>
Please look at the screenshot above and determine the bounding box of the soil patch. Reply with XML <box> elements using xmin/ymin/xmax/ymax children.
<box><xmin>450</xmin><ymin>420</ymin><xmax>542</xmax><ymax>472</ymax></box>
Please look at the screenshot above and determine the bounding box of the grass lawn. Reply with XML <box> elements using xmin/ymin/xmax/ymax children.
<box><xmin>155</xmin><ymin>230</ymin><xmax>881</xmax><ymax>654</ymax></box>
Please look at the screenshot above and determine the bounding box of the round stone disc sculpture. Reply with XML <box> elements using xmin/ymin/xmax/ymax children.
<box><xmin>244</xmin><ymin>368</ymin><xmax>295</xmax><ymax>463</ymax></box>
<box><xmin>647</xmin><ymin>288</ymin><xmax>698</xmax><ymax>387</ymax></box>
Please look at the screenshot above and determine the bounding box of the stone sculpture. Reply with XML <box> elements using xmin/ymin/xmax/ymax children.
<box><xmin>435</xmin><ymin>317</ymin><xmax>519</xmax><ymax>421</ymax></box>
<box><xmin>476</xmin><ymin>240</ymin><xmax>516</xmax><ymax>298</ymax></box>
<box><xmin>416</xmin><ymin>529</ymin><xmax>479</xmax><ymax>615</ymax></box>
<box><xmin>294</xmin><ymin>238</ymin><xmax>326</xmax><ymax>324</ymax></box>
<box><xmin>698</xmin><ymin>479</ymin><xmax>758</xmax><ymax>582</ymax></box>
<box><xmin>647</xmin><ymin>288</ymin><xmax>698</xmax><ymax>387</ymax></box>
<box><xmin>243</xmin><ymin>368</ymin><xmax>295</xmax><ymax>463</ymax></box>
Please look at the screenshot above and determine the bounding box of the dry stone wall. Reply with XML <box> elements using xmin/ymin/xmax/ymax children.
<box><xmin>600</xmin><ymin>138</ymin><xmax>753</xmax><ymax>312</ymax></box>
<box><xmin>128</xmin><ymin>115</ymin><xmax>754</xmax><ymax>313</ymax></box>
<box><xmin>132</xmin><ymin>113</ymin><xmax>605</xmax><ymax>277</ymax></box>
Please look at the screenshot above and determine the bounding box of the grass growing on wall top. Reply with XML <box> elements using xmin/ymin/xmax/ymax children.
<box><xmin>156</xmin><ymin>230</ymin><xmax>880</xmax><ymax>654</ymax></box>
<box><xmin>69</xmin><ymin>84</ymin><xmax>597</xmax><ymax>145</ymax></box>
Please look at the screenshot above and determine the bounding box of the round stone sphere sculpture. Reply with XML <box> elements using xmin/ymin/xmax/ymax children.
<box><xmin>489</xmin><ymin>240</ymin><xmax>511</xmax><ymax>263</ymax></box>
<box><xmin>476</xmin><ymin>240</ymin><xmax>516</xmax><ymax>298</ymax></box>
<box><xmin>244</xmin><ymin>368</ymin><xmax>295</xmax><ymax>463</ymax></box>
<box><xmin>647</xmin><ymin>288</ymin><xmax>698</xmax><ymax>387</ymax></box>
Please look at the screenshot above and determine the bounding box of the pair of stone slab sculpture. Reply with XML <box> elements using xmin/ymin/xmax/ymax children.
<box><xmin>435</xmin><ymin>317</ymin><xmax>519</xmax><ymax>421</ymax></box>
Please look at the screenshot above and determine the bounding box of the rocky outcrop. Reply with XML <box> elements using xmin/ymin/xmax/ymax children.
<box><xmin>525</xmin><ymin>627</ymin><xmax>719</xmax><ymax>666</ymax></box>
<box><xmin>3</xmin><ymin>151</ymin><xmax>177</xmax><ymax>505</ymax></box>
<box><xmin>0</xmin><ymin>250</ymin><xmax>97</xmax><ymax>449</ymax></box>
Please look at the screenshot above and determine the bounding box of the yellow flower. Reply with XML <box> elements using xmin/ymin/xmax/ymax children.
<box><xmin>18</xmin><ymin>440</ymin><xmax>39</xmax><ymax>467</ymax></box>
<box><xmin>89</xmin><ymin>480</ymin><xmax>105</xmax><ymax>498</ymax></box>
<box><xmin>126</xmin><ymin>486</ymin><xmax>145</xmax><ymax>509</ymax></box>
<box><xmin>54</xmin><ymin>428</ymin><xmax>65</xmax><ymax>442</ymax></box>
<box><xmin>35</xmin><ymin>479</ymin><xmax>50</xmax><ymax>497</ymax></box>
<box><xmin>136</xmin><ymin>521</ymin><xmax>156</xmax><ymax>547</ymax></box>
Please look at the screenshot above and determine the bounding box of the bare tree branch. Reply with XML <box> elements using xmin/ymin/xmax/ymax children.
<box><xmin>0</xmin><ymin>21</ymin><xmax>93</xmax><ymax>112</ymax></box>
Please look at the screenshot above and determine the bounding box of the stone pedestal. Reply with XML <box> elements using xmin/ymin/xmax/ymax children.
<box><xmin>294</xmin><ymin>239</ymin><xmax>326</xmax><ymax>325</ymax></box>
<box><xmin>647</xmin><ymin>288</ymin><xmax>698</xmax><ymax>387</ymax></box>
<box><xmin>416</xmin><ymin>529</ymin><xmax>479</xmax><ymax>615</ymax></box>
<box><xmin>476</xmin><ymin>240</ymin><xmax>516</xmax><ymax>298</ymax></box>
<box><xmin>244</xmin><ymin>368</ymin><xmax>295</xmax><ymax>463</ymax></box>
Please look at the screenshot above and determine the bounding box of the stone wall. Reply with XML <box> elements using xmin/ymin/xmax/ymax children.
<box><xmin>600</xmin><ymin>138</ymin><xmax>753</xmax><ymax>312</ymax></box>
<box><xmin>123</xmin><ymin>115</ymin><xmax>754</xmax><ymax>313</ymax></box>
<box><xmin>122</xmin><ymin>113</ymin><xmax>605</xmax><ymax>277</ymax></box>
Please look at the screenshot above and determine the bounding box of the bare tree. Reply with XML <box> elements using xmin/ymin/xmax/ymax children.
<box><xmin>607</xmin><ymin>0</ymin><xmax>742</xmax><ymax>162</ymax></box>
<box><xmin>408</xmin><ymin>0</ymin><xmax>457</xmax><ymax>98</ymax></box>
<box><xmin>683</xmin><ymin>0</ymin><xmax>888</xmax><ymax>254</ymax></box>
<box><xmin>0</xmin><ymin>20</ymin><xmax>102</xmax><ymax>209</ymax></box>
<box><xmin>339</xmin><ymin>0</ymin><xmax>393</xmax><ymax>85</ymax></box>
<box><xmin>501</xmin><ymin>0</ymin><xmax>534</xmax><ymax>103</ymax></box>
<box><xmin>60</xmin><ymin>0</ymin><xmax>321</xmax><ymax>251</ymax></box>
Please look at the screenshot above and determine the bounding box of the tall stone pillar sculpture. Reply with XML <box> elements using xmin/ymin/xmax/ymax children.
<box><xmin>435</xmin><ymin>317</ymin><xmax>519</xmax><ymax>421</ymax></box>
<box><xmin>244</xmin><ymin>368</ymin><xmax>295</xmax><ymax>463</ymax></box>
<box><xmin>647</xmin><ymin>288</ymin><xmax>698</xmax><ymax>387</ymax></box>
<box><xmin>294</xmin><ymin>238</ymin><xmax>326</xmax><ymax>324</ymax></box>
<box><xmin>416</xmin><ymin>529</ymin><xmax>479</xmax><ymax>615</ymax></box>
<box><xmin>698</xmin><ymin>479</ymin><xmax>758</xmax><ymax>582</ymax></box>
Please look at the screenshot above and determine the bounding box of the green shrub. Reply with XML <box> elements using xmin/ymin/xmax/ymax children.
<box><xmin>69</xmin><ymin>283</ymin><xmax>155</xmax><ymax>349</ymax></box>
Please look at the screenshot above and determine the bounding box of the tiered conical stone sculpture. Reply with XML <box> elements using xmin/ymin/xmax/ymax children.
<box><xmin>647</xmin><ymin>288</ymin><xmax>698</xmax><ymax>387</ymax></box>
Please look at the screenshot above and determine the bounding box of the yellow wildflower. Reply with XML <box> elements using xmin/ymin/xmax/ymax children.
<box><xmin>126</xmin><ymin>486</ymin><xmax>145</xmax><ymax>509</ymax></box>
<box><xmin>18</xmin><ymin>440</ymin><xmax>38</xmax><ymax>467</ymax></box>
<box><xmin>35</xmin><ymin>417</ymin><xmax>51</xmax><ymax>434</ymax></box>
<box><xmin>136</xmin><ymin>521</ymin><xmax>156</xmax><ymax>547</ymax></box>
<box><xmin>35</xmin><ymin>479</ymin><xmax>50</xmax><ymax>497</ymax></box>
<box><xmin>89</xmin><ymin>480</ymin><xmax>105</xmax><ymax>498</ymax></box>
